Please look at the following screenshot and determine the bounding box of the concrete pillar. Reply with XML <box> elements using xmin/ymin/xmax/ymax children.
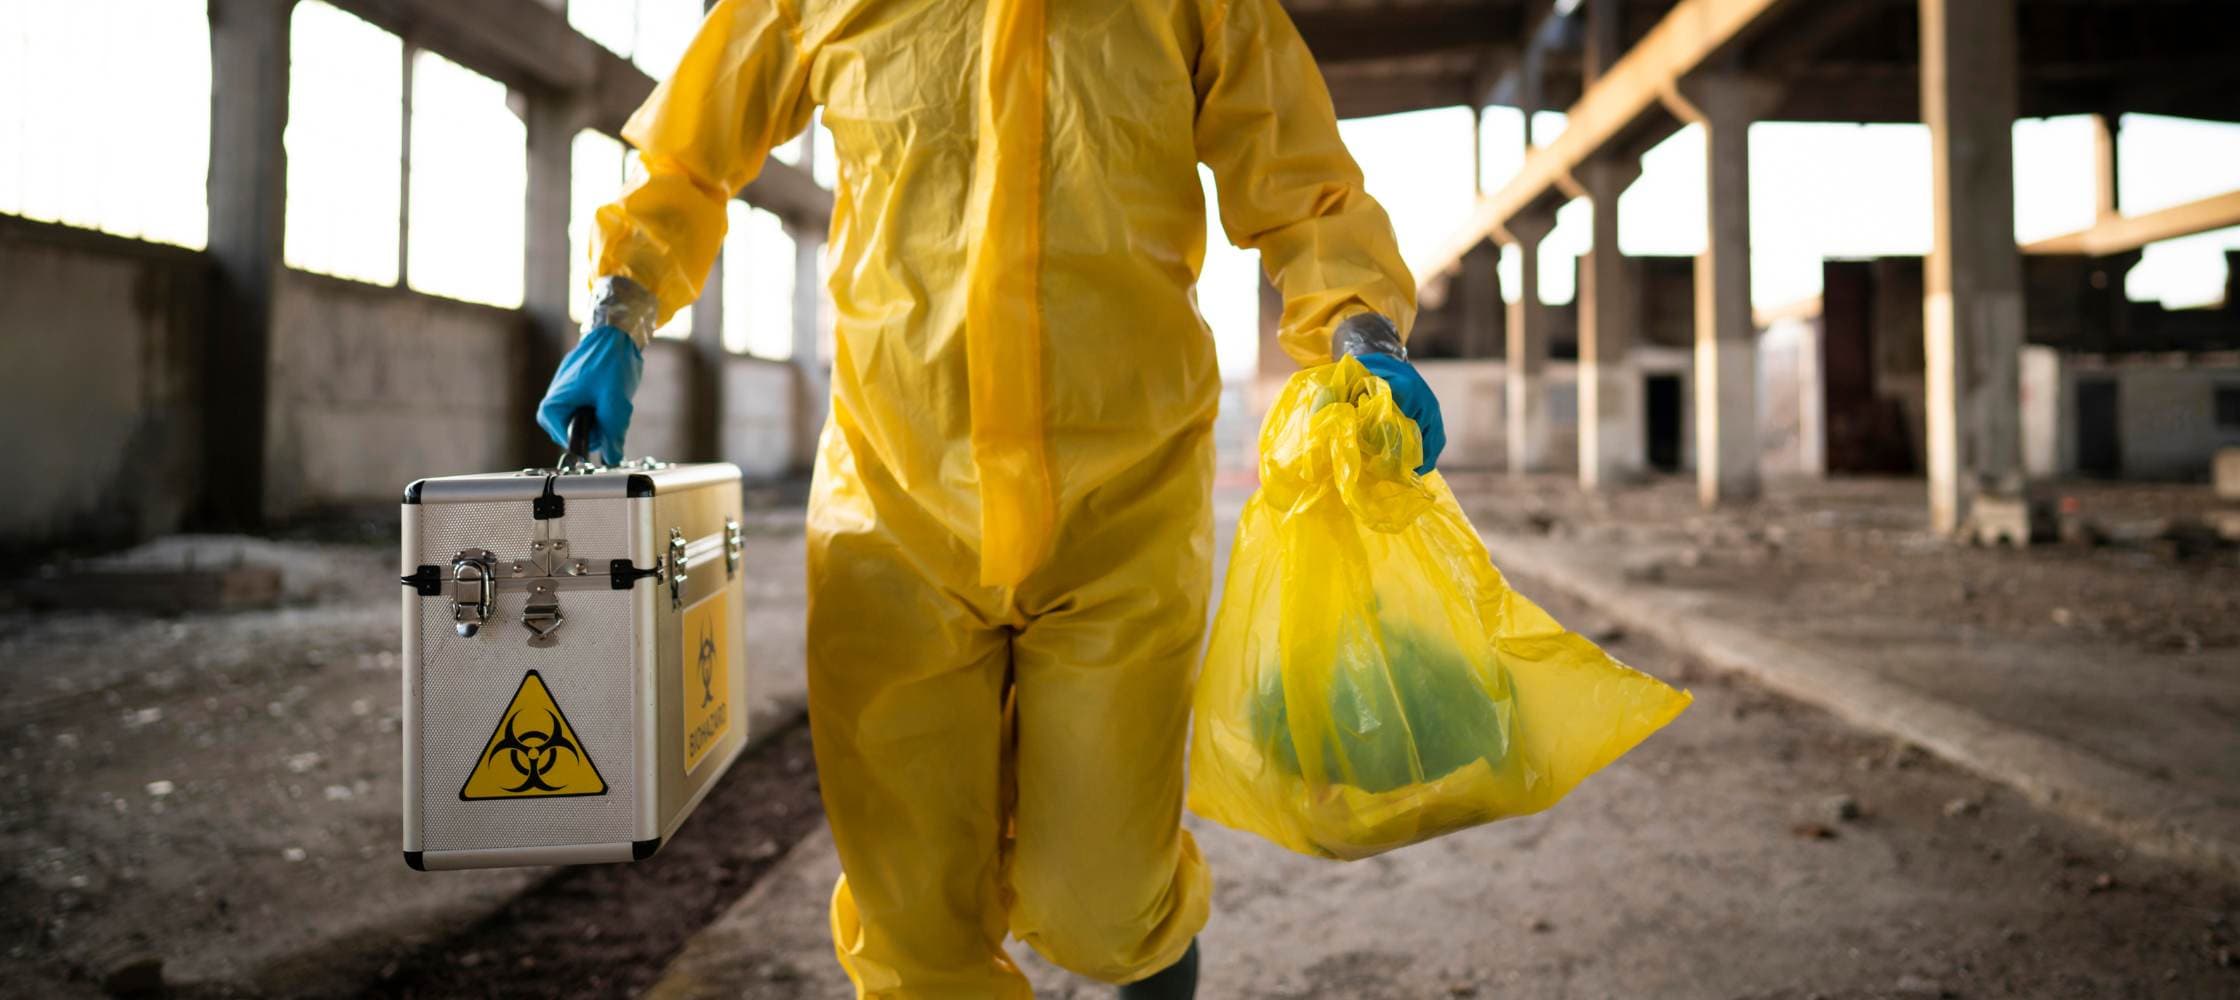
<box><xmin>2089</xmin><ymin>113</ymin><xmax>2120</xmax><ymax>223</ymax></box>
<box><xmin>1577</xmin><ymin>157</ymin><xmax>1643</xmax><ymax>490</ymax></box>
<box><xmin>1584</xmin><ymin>0</ymin><xmax>1624</xmax><ymax>87</ymax></box>
<box><xmin>1921</xmin><ymin>0</ymin><xmax>2027</xmax><ymax>535</ymax></box>
<box><xmin>687</xmin><ymin>255</ymin><xmax>726</xmax><ymax>462</ymax></box>
<box><xmin>523</xmin><ymin>91</ymin><xmax>584</xmax><ymax>463</ymax></box>
<box><xmin>1685</xmin><ymin>74</ymin><xmax>1776</xmax><ymax>508</ymax></box>
<box><xmin>787</xmin><ymin>221</ymin><xmax>828</xmax><ymax>471</ymax></box>
<box><xmin>204</xmin><ymin>0</ymin><xmax>292</xmax><ymax>526</ymax></box>
<box><xmin>1504</xmin><ymin>210</ymin><xmax>1557</xmax><ymax>474</ymax></box>
<box><xmin>1459</xmin><ymin>243</ymin><xmax>1502</xmax><ymax>359</ymax></box>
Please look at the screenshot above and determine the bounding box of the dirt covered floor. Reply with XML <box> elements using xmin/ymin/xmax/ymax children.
<box><xmin>1446</xmin><ymin>473</ymin><xmax>2240</xmax><ymax>812</ymax></box>
<box><xmin>650</xmin><ymin>579</ymin><xmax>2240</xmax><ymax>1000</ymax></box>
<box><xmin>1449</xmin><ymin>474</ymin><xmax>2239</xmax><ymax>657</ymax></box>
<box><xmin>0</xmin><ymin>518</ymin><xmax>809</xmax><ymax>999</ymax></box>
<box><xmin>5</xmin><ymin>478</ymin><xmax>2237</xmax><ymax>998</ymax></box>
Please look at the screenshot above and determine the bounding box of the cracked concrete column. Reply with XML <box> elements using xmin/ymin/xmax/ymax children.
<box><xmin>1684</xmin><ymin>74</ymin><xmax>1777</xmax><ymax>508</ymax></box>
<box><xmin>1504</xmin><ymin>210</ymin><xmax>1558</xmax><ymax>475</ymax></box>
<box><xmin>1577</xmin><ymin>157</ymin><xmax>1643</xmax><ymax>490</ymax></box>
<box><xmin>1921</xmin><ymin>0</ymin><xmax>2026</xmax><ymax>535</ymax></box>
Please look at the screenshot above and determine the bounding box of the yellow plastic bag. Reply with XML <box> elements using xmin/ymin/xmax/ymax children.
<box><xmin>1187</xmin><ymin>357</ymin><xmax>1692</xmax><ymax>860</ymax></box>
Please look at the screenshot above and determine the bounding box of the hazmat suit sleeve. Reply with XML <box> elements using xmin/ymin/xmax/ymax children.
<box><xmin>1192</xmin><ymin>0</ymin><xmax>1418</xmax><ymax>368</ymax></box>
<box><xmin>592</xmin><ymin>0</ymin><xmax>820</xmax><ymax>327</ymax></box>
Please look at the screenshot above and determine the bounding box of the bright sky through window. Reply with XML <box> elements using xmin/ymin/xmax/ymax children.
<box><xmin>406</xmin><ymin>52</ymin><xmax>527</xmax><ymax>308</ymax></box>
<box><xmin>0</xmin><ymin>0</ymin><xmax>209</xmax><ymax>248</ymax></box>
<box><xmin>284</xmin><ymin>1</ymin><xmax>402</xmax><ymax>285</ymax></box>
<box><xmin>6</xmin><ymin>4</ymin><xmax>2240</xmax><ymax>374</ymax></box>
<box><xmin>722</xmin><ymin>204</ymin><xmax>798</xmax><ymax>358</ymax></box>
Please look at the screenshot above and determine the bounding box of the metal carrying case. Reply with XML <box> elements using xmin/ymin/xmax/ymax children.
<box><xmin>399</xmin><ymin>456</ymin><xmax>749</xmax><ymax>871</ymax></box>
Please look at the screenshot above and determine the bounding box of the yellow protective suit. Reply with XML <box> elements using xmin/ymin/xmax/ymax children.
<box><xmin>593</xmin><ymin>0</ymin><xmax>1415</xmax><ymax>994</ymax></box>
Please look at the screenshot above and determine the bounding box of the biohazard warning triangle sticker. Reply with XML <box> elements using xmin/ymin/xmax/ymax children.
<box><xmin>460</xmin><ymin>670</ymin><xmax>608</xmax><ymax>800</ymax></box>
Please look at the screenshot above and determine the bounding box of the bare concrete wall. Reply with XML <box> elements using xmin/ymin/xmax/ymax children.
<box><xmin>265</xmin><ymin>271</ymin><xmax>530</xmax><ymax>515</ymax></box>
<box><xmin>2038</xmin><ymin>355</ymin><xmax>2240</xmax><ymax>481</ymax></box>
<box><xmin>630</xmin><ymin>340</ymin><xmax>694</xmax><ymax>463</ymax></box>
<box><xmin>722</xmin><ymin>358</ymin><xmax>798</xmax><ymax>478</ymax></box>
<box><xmin>0</xmin><ymin>218</ymin><xmax>208</xmax><ymax>549</ymax></box>
<box><xmin>2092</xmin><ymin>359</ymin><xmax>2240</xmax><ymax>481</ymax></box>
<box><xmin>1418</xmin><ymin>351</ymin><xmax>1693</xmax><ymax>473</ymax></box>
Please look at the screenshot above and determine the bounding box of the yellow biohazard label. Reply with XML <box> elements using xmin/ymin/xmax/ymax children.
<box><xmin>460</xmin><ymin>670</ymin><xmax>608</xmax><ymax>800</ymax></box>
<box><xmin>682</xmin><ymin>591</ymin><xmax>733</xmax><ymax>774</ymax></box>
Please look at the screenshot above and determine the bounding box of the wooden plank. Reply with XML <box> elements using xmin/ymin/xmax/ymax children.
<box><xmin>1420</xmin><ymin>0</ymin><xmax>1798</xmax><ymax>284</ymax></box>
<box><xmin>2022</xmin><ymin>189</ymin><xmax>2240</xmax><ymax>258</ymax></box>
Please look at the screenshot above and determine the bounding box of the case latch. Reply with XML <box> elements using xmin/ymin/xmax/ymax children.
<box><xmin>450</xmin><ymin>549</ymin><xmax>497</xmax><ymax>638</ymax></box>
<box><xmin>667</xmin><ymin>528</ymin><xmax>688</xmax><ymax>611</ymax></box>
<box><xmin>724</xmin><ymin>517</ymin><xmax>742</xmax><ymax>579</ymax></box>
<box><xmin>522</xmin><ymin>579</ymin><xmax>565</xmax><ymax>648</ymax></box>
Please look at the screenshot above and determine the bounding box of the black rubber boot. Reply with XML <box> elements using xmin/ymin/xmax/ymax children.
<box><xmin>1117</xmin><ymin>939</ymin><xmax>1198</xmax><ymax>1000</ymax></box>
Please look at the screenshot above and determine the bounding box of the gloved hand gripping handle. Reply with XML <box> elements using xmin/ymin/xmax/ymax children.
<box><xmin>562</xmin><ymin>407</ymin><xmax>599</xmax><ymax>471</ymax></box>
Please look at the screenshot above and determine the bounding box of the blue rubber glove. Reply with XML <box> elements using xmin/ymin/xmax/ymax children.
<box><xmin>536</xmin><ymin>325</ymin><xmax>643</xmax><ymax>465</ymax></box>
<box><xmin>1356</xmin><ymin>352</ymin><xmax>1445</xmax><ymax>476</ymax></box>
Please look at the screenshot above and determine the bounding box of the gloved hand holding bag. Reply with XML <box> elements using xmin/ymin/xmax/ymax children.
<box><xmin>1187</xmin><ymin>356</ymin><xmax>1692</xmax><ymax>860</ymax></box>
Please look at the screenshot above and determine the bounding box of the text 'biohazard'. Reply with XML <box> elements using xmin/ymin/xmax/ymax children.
<box><xmin>681</xmin><ymin>592</ymin><xmax>732</xmax><ymax>773</ymax></box>
<box><xmin>461</xmin><ymin>670</ymin><xmax>608</xmax><ymax>800</ymax></box>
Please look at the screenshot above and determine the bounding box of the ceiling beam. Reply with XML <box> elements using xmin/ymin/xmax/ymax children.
<box><xmin>1420</xmin><ymin>0</ymin><xmax>1803</xmax><ymax>287</ymax></box>
<box><xmin>2023</xmin><ymin>189</ymin><xmax>2240</xmax><ymax>257</ymax></box>
<box><xmin>1291</xmin><ymin>4</ymin><xmax>1511</xmax><ymax>66</ymax></box>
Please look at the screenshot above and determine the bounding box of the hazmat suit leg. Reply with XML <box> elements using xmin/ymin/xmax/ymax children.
<box><xmin>808</xmin><ymin>424</ymin><xmax>1026</xmax><ymax>1000</ymax></box>
<box><xmin>1006</xmin><ymin>426</ymin><xmax>1214</xmax><ymax>984</ymax></box>
<box><xmin>807</xmin><ymin>418</ymin><xmax>1214</xmax><ymax>998</ymax></box>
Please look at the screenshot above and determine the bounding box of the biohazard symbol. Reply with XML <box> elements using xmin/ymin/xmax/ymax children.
<box><xmin>460</xmin><ymin>670</ymin><xmax>607</xmax><ymax>800</ymax></box>
<box><xmin>697</xmin><ymin>620</ymin><xmax>718</xmax><ymax>708</ymax></box>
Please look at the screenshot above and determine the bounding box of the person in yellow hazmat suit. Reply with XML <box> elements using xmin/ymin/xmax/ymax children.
<box><xmin>536</xmin><ymin>0</ymin><xmax>1442</xmax><ymax>996</ymax></box>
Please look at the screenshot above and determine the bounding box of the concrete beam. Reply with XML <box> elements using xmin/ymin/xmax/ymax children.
<box><xmin>1504</xmin><ymin>211</ymin><xmax>1559</xmax><ymax>475</ymax></box>
<box><xmin>1922</xmin><ymin>0</ymin><xmax>2027</xmax><ymax>536</ymax></box>
<box><xmin>1683</xmin><ymin>74</ymin><xmax>1780</xmax><ymax>508</ymax></box>
<box><xmin>1423</xmin><ymin>0</ymin><xmax>1799</xmax><ymax>289</ymax></box>
<box><xmin>2022</xmin><ymin>189</ymin><xmax>2240</xmax><ymax>259</ymax></box>
<box><xmin>1577</xmin><ymin>157</ymin><xmax>1644</xmax><ymax>491</ymax></box>
<box><xmin>203</xmin><ymin>0</ymin><xmax>293</xmax><ymax>526</ymax></box>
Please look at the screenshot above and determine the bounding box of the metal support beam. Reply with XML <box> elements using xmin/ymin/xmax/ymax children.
<box><xmin>1921</xmin><ymin>0</ymin><xmax>2026</xmax><ymax>536</ymax></box>
<box><xmin>1577</xmin><ymin>157</ymin><xmax>1644</xmax><ymax>491</ymax></box>
<box><xmin>1504</xmin><ymin>211</ymin><xmax>1558</xmax><ymax>475</ymax></box>
<box><xmin>1684</xmin><ymin>74</ymin><xmax>1779</xmax><ymax>508</ymax></box>
<box><xmin>203</xmin><ymin>0</ymin><xmax>293</xmax><ymax>526</ymax></box>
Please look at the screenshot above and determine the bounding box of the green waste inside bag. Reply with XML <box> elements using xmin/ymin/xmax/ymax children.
<box><xmin>1250</xmin><ymin>627</ymin><xmax>1510</xmax><ymax>794</ymax></box>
